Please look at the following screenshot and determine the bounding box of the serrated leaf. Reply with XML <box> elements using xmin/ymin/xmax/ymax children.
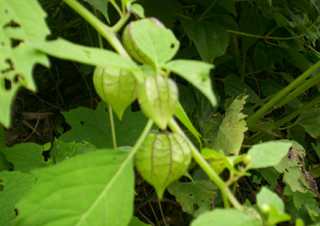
<box><xmin>248</xmin><ymin>141</ymin><xmax>292</xmax><ymax>169</ymax></box>
<box><xmin>183</xmin><ymin>21</ymin><xmax>230</xmax><ymax>62</ymax></box>
<box><xmin>123</xmin><ymin>18</ymin><xmax>179</xmax><ymax>67</ymax></box>
<box><xmin>0</xmin><ymin>171</ymin><xmax>35</xmax><ymax>226</ymax></box>
<box><xmin>135</xmin><ymin>132</ymin><xmax>192</xmax><ymax>198</ymax></box>
<box><xmin>257</xmin><ymin>187</ymin><xmax>291</xmax><ymax>225</ymax></box>
<box><xmin>168</xmin><ymin>180</ymin><xmax>215</xmax><ymax>216</ymax></box>
<box><xmin>0</xmin><ymin>0</ymin><xmax>50</xmax><ymax>127</ymax></box>
<box><xmin>165</xmin><ymin>60</ymin><xmax>216</xmax><ymax>107</ymax></box>
<box><xmin>191</xmin><ymin>209</ymin><xmax>262</xmax><ymax>226</ymax></box>
<box><xmin>60</xmin><ymin>102</ymin><xmax>147</xmax><ymax>148</ymax></box>
<box><xmin>213</xmin><ymin>96</ymin><xmax>248</xmax><ymax>155</ymax></box>
<box><xmin>1</xmin><ymin>143</ymin><xmax>49</xmax><ymax>172</ymax></box>
<box><xmin>138</xmin><ymin>76</ymin><xmax>178</xmax><ymax>129</ymax></box>
<box><xmin>14</xmin><ymin>149</ymin><xmax>134</xmax><ymax>226</ymax></box>
<box><xmin>93</xmin><ymin>66</ymin><xmax>137</xmax><ymax>119</ymax></box>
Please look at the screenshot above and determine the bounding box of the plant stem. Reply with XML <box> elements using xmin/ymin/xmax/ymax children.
<box><xmin>227</xmin><ymin>30</ymin><xmax>303</xmax><ymax>41</ymax></box>
<box><xmin>247</xmin><ymin>60</ymin><xmax>320</xmax><ymax>128</ymax></box>
<box><xmin>168</xmin><ymin>119</ymin><xmax>242</xmax><ymax>210</ymax></box>
<box><xmin>112</xmin><ymin>13</ymin><xmax>130</xmax><ymax>32</ymax></box>
<box><xmin>108</xmin><ymin>105</ymin><xmax>118</xmax><ymax>148</ymax></box>
<box><xmin>63</xmin><ymin>0</ymin><xmax>130</xmax><ymax>58</ymax></box>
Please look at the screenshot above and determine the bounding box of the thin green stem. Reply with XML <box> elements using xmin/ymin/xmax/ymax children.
<box><xmin>112</xmin><ymin>13</ymin><xmax>130</xmax><ymax>32</ymax></box>
<box><xmin>275</xmin><ymin>72</ymin><xmax>320</xmax><ymax>108</ymax></box>
<box><xmin>168</xmin><ymin>119</ymin><xmax>242</xmax><ymax>210</ymax></box>
<box><xmin>247</xmin><ymin>60</ymin><xmax>320</xmax><ymax>128</ymax></box>
<box><xmin>63</xmin><ymin>0</ymin><xmax>130</xmax><ymax>58</ymax></box>
<box><xmin>108</xmin><ymin>104</ymin><xmax>118</xmax><ymax>148</ymax></box>
<box><xmin>227</xmin><ymin>30</ymin><xmax>304</xmax><ymax>41</ymax></box>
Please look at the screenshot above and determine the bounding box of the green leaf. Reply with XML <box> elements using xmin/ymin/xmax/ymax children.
<box><xmin>191</xmin><ymin>209</ymin><xmax>262</xmax><ymax>226</ymax></box>
<box><xmin>0</xmin><ymin>171</ymin><xmax>35</xmax><ymax>226</ymax></box>
<box><xmin>212</xmin><ymin>96</ymin><xmax>248</xmax><ymax>155</ymax></box>
<box><xmin>129</xmin><ymin>217</ymin><xmax>150</xmax><ymax>226</ymax></box>
<box><xmin>1</xmin><ymin>143</ymin><xmax>49</xmax><ymax>172</ymax></box>
<box><xmin>83</xmin><ymin>0</ymin><xmax>109</xmax><ymax>20</ymax></box>
<box><xmin>138</xmin><ymin>76</ymin><xmax>178</xmax><ymax>129</ymax></box>
<box><xmin>123</xmin><ymin>18</ymin><xmax>179</xmax><ymax>67</ymax></box>
<box><xmin>51</xmin><ymin>140</ymin><xmax>97</xmax><ymax>163</ymax></box>
<box><xmin>60</xmin><ymin>102</ymin><xmax>147</xmax><ymax>148</ymax></box>
<box><xmin>257</xmin><ymin>187</ymin><xmax>291</xmax><ymax>225</ymax></box>
<box><xmin>168</xmin><ymin>180</ymin><xmax>215</xmax><ymax>216</ymax></box>
<box><xmin>14</xmin><ymin>149</ymin><xmax>134</xmax><ymax>226</ymax></box>
<box><xmin>165</xmin><ymin>60</ymin><xmax>217</xmax><ymax>107</ymax></box>
<box><xmin>248</xmin><ymin>141</ymin><xmax>292</xmax><ymax>169</ymax></box>
<box><xmin>0</xmin><ymin>0</ymin><xmax>50</xmax><ymax>127</ymax></box>
<box><xmin>183</xmin><ymin>21</ymin><xmax>230</xmax><ymax>62</ymax></box>
<box><xmin>175</xmin><ymin>103</ymin><xmax>201</xmax><ymax>144</ymax></box>
<box><xmin>93</xmin><ymin>66</ymin><xmax>137</xmax><ymax>119</ymax></box>
<box><xmin>129</xmin><ymin>4</ymin><xmax>145</xmax><ymax>18</ymax></box>
<box><xmin>298</xmin><ymin>108</ymin><xmax>320</xmax><ymax>139</ymax></box>
<box><xmin>201</xmin><ymin>148</ymin><xmax>233</xmax><ymax>175</ymax></box>
<box><xmin>35</xmin><ymin>39</ymin><xmax>139</xmax><ymax>73</ymax></box>
<box><xmin>135</xmin><ymin>132</ymin><xmax>192</xmax><ymax>198</ymax></box>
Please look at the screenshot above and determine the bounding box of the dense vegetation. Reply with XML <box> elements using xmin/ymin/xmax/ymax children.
<box><xmin>1</xmin><ymin>0</ymin><xmax>320</xmax><ymax>225</ymax></box>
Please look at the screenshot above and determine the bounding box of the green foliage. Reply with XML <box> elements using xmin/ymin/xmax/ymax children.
<box><xmin>14</xmin><ymin>149</ymin><xmax>134</xmax><ymax>226</ymax></box>
<box><xmin>1</xmin><ymin>0</ymin><xmax>320</xmax><ymax>225</ymax></box>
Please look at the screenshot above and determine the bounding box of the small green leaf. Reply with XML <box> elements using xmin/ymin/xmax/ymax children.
<box><xmin>83</xmin><ymin>0</ymin><xmax>109</xmax><ymax>20</ymax></box>
<box><xmin>168</xmin><ymin>180</ymin><xmax>215</xmax><ymax>216</ymax></box>
<box><xmin>135</xmin><ymin>132</ymin><xmax>192</xmax><ymax>198</ymax></box>
<box><xmin>93</xmin><ymin>67</ymin><xmax>137</xmax><ymax>119</ymax></box>
<box><xmin>257</xmin><ymin>187</ymin><xmax>291</xmax><ymax>225</ymax></box>
<box><xmin>191</xmin><ymin>209</ymin><xmax>262</xmax><ymax>226</ymax></box>
<box><xmin>201</xmin><ymin>148</ymin><xmax>233</xmax><ymax>175</ymax></box>
<box><xmin>248</xmin><ymin>141</ymin><xmax>292</xmax><ymax>169</ymax></box>
<box><xmin>35</xmin><ymin>39</ymin><xmax>139</xmax><ymax>72</ymax></box>
<box><xmin>123</xmin><ymin>18</ymin><xmax>179</xmax><ymax>67</ymax></box>
<box><xmin>175</xmin><ymin>103</ymin><xmax>201</xmax><ymax>144</ymax></box>
<box><xmin>129</xmin><ymin>4</ymin><xmax>145</xmax><ymax>18</ymax></box>
<box><xmin>14</xmin><ymin>149</ymin><xmax>134</xmax><ymax>226</ymax></box>
<box><xmin>183</xmin><ymin>21</ymin><xmax>230</xmax><ymax>62</ymax></box>
<box><xmin>138</xmin><ymin>76</ymin><xmax>178</xmax><ymax>129</ymax></box>
<box><xmin>0</xmin><ymin>171</ymin><xmax>35</xmax><ymax>226</ymax></box>
<box><xmin>165</xmin><ymin>60</ymin><xmax>216</xmax><ymax>107</ymax></box>
<box><xmin>1</xmin><ymin>143</ymin><xmax>49</xmax><ymax>172</ymax></box>
<box><xmin>212</xmin><ymin>96</ymin><xmax>248</xmax><ymax>155</ymax></box>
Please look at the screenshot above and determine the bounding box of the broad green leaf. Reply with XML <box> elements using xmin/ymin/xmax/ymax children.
<box><xmin>0</xmin><ymin>171</ymin><xmax>35</xmax><ymax>226</ymax></box>
<box><xmin>0</xmin><ymin>0</ymin><xmax>50</xmax><ymax>127</ymax></box>
<box><xmin>298</xmin><ymin>108</ymin><xmax>320</xmax><ymax>139</ymax></box>
<box><xmin>129</xmin><ymin>217</ymin><xmax>150</xmax><ymax>226</ymax></box>
<box><xmin>168</xmin><ymin>180</ymin><xmax>215</xmax><ymax>216</ymax></box>
<box><xmin>83</xmin><ymin>0</ymin><xmax>109</xmax><ymax>20</ymax></box>
<box><xmin>60</xmin><ymin>102</ymin><xmax>147</xmax><ymax>148</ymax></box>
<box><xmin>51</xmin><ymin>140</ymin><xmax>97</xmax><ymax>163</ymax></box>
<box><xmin>212</xmin><ymin>96</ymin><xmax>248</xmax><ymax>155</ymax></box>
<box><xmin>93</xmin><ymin>66</ymin><xmax>137</xmax><ymax>119</ymax></box>
<box><xmin>247</xmin><ymin>141</ymin><xmax>292</xmax><ymax>169</ymax></box>
<box><xmin>257</xmin><ymin>187</ymin><xmax>291</xmax><ymax>225</ymax></box>
<box><xmin>14</xmin><ymin>149</ymin><xmax>134</xmax><ymax>226</ymax></box>
<box><xmin>123</xmin><ymin>18</ymin><xmax>179</xmax><ymax>67</ymax></box>
<box><xmin>191</xmin><ymin>209</ymin><xmax>262</xmax><ymax>226</ymax></box>
<box><xmin>165</xmin><ymin>60</ymin><xmax>216</xmax><ymax>107</ymax></box>
<box><xmin>135</xmin><ymin>132</ymin><xmax>192</xmax><ymax>198</ymax></box>
<box><xmin>183</xmin><ymin>21</ymin><xmax>230</xmax><ymax>62</ymax></box>
<box><xmin>175</xmin><ymin>102</ymin><xmax>201</xmax><ymax>144</ymax></box>
<box><xmin>138</xmin><ymin>76</ymin><xmax>178</xmax><ymax>129</ymax></box>
<box><xmin>1</xmin><ymin>143</ymin><xmax>49</xmax><ymax>172</ymax></box>
<box><xmin>35</xmin><ymin>39</ymin><xmax>139</xmax><ymax>73</ymax></box>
